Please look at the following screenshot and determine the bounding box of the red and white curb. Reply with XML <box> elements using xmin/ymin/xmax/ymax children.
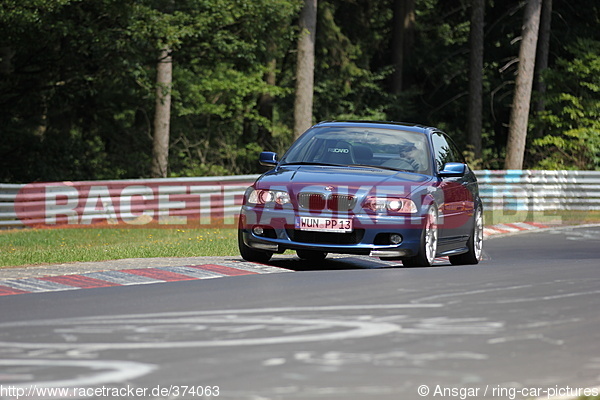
<box><xmin>483</xmin><ymin>222</ymin><xmax>549</xmax><ymax>238</ymax></box>
<box><xmin>0</xmin><ymin>262</ymin><xmax>289</xmax><ymax>297</ymax></box>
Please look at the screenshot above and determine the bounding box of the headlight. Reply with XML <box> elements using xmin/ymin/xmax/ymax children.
<box><xmin>248</xmin><ymin>189</ymin><xmax>291</xmax><ymax>205</ymax></box>
<box><xmin>363</xmin><ymin>197</ymin><xmax>417</xmax><ymax>214</ymax></box>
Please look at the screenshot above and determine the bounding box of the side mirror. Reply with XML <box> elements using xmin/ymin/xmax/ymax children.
<box><xmin>259</xmin><ymin>151</ymin><xmax>278</xmax><ymax>167</ymax></box>
<box><xmin>439</xmin><ymin>162</ymin><xmax>466</xmax><ymax>177</ymax></box>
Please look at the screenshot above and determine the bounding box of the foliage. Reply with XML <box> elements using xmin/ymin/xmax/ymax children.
<box><xmin>0</xmin><ymin>0</ymin><xmax>599</xmax><ymax>183</ymax></box>
<box><xmin>312</xmin><ymin>1</ymin><xmax>394</xmax><ymax>121</ymax></box>
<box><xmin>531</xmin><ymin>39</ymin><xmax>600</xmax><ymax>170</ymax></box>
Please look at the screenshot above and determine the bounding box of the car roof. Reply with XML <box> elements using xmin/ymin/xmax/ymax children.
<box><xmin>313</xmin><ymin>120</ymin><xmax>437</xmax><ymax>135</ymax></box>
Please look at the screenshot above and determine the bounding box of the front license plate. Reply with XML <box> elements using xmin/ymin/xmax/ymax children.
<box><xmin>295</xmin><ymin>217</ymin><xmax>353</xmax><ymax>232</ymax></box>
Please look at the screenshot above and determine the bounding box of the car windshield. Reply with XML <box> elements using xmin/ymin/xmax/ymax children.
<box><xmin>280</xmin><ymin>126</ymin><xmax>432</xmax><ymax>175</ymax></box>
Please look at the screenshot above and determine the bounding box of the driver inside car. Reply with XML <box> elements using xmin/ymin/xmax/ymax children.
<box><xmin>383</xmin><ymin>142</ymin><xmax>423</xmax><ymax>172</ymax></box>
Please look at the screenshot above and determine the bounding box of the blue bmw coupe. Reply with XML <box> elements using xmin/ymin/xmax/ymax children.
<box><xmin>238</xmin><ymin>121</ymin><xmax>483</xmax><ymax>267</ymax></box>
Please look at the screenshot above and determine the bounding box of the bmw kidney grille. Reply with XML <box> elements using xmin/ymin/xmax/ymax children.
<box><xmin>297</xmin><ymin>192</ymin><xmax>356</xmax><ymax>211</ymax></box>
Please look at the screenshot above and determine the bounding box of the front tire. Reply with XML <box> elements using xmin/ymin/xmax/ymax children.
<box><xmin>402</xmin><ymin>206</ymin><xmax>438</xmax><ymax>268</ymax></box>
<box><xmin>449</xmin><ymin>206</ymin><xmax>483</xmax><ymax>265</ymax></box>
<box><xmin>238</xmin><ymin>229</ymin><xmax>273</xmax><ymax>263</ymax></box>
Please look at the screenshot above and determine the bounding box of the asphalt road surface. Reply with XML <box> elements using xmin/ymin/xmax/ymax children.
<box><xmin>0</xmin><ymin>225</ymin><xmax>599</xmax><ymax>400</ymax></box>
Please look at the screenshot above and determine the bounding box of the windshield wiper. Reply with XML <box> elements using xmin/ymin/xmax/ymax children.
<box><xmin>281</xmin><ymin>161</ymin><xmax>342</xmax><ymax>167</ymax></box>
<box><xmin>282</xmin><ymin>161</ymin><xmax>413</xmax><ymax>172</ymax></box>
<box><xmin>350</xmin><ymin>164</ymin><xmax>412</xmax><ymax>172</ymax></box>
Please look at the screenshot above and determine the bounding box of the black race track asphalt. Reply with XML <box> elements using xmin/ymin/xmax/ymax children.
<box><xmin>0</xmin><ymin>225</ymin><xmax>599</xmax><ymax>400</ymax></box>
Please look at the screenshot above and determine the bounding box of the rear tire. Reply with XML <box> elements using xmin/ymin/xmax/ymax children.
<box><xmin>449</xmin><ymin>206</ymin><xmax>483</xmax><ymax>265</ymax></box>
<box><xmin>238</xmin><ymin>229</ymin><xmax>273</xmax><ymax>263</ymax></box>
<box><xmin>402</xmin><ymin>206</ymin><xmax>438</xmax><ymax>268</ymax></box>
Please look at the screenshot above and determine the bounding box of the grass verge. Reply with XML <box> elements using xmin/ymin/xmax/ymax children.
<box><xmin>0</xmin><ymin>228</ymin><xmax>238</xmax><ymax>268</ymax></box>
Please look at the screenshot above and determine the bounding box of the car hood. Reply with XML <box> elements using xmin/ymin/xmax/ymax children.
<box><xmin>256</xmin><ymin>165</ymin><xmax>434</xmax><ymax>196</ymax></box>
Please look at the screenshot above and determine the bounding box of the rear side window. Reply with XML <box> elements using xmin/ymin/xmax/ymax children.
<box><xmin>431</xmin><ymin>132</ymin><xmax>464</xmax><ymax>171</ymax></box>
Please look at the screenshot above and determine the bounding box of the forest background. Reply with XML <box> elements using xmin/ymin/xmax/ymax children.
<box><xmin>1</xmin><ymin>0</ymin><xmax>598</xmax><ymax>183</ymax></box>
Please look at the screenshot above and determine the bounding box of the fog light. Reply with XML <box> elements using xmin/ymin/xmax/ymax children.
<box><xmin>253</xmin><ymin>226</ymin><xmax>265</xmax><ymax>236</ymax></box>
<box><xmin>390</xmin><ymin>234</ymin><xmax>402</xmax><ymax>244</ymax></box>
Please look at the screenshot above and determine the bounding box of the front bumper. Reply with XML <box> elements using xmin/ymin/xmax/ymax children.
<box><xmin>240</xmin><ymin>206</ymin><xmax>426</xmax><ymax>258</ymax></box>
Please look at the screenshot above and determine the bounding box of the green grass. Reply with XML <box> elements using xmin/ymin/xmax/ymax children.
<box><xmin>0</xmin><ymin>228</ymin><xmax>238</xmax><ymax>268</ymax></box>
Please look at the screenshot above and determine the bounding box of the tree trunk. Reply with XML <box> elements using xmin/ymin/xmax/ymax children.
<box><xmin>533</xmin><ymin>0</ymin><xmax>552</xmax><ymax>120</ymax></box>
<box><xmin>504</xmin><ymin>0</ymin><xmax>542</xmax><ymax>170</ymax></box>
<box><xmin>257</xmin><ymin>41</ymin><xmax>277</xmax><ymax>148</ymax></box>
<box><xmin>0</xmin><ymin>46</ymin><xmax>14</xmax><ymax>75</ymax></box>
<box><xmin>390</xmin><ymin>0</ymin><xmax>415</xmax><ymax>94</ymax></box>
<box><xmin>151</xmin><ymin>48</ymin><xmax>172</xmax><ymax>178</ymax></box>
<box><xmin>293</xmin><ymin>0</ymin><xmax>317</xmax><ymax>139</ymax></box>
<box><xmin>467</xmin><ymin>0</ymin><xmax>485</xmax><ymax>160</ymax></box>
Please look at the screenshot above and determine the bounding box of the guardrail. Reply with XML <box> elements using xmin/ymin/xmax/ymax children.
<box><xmin>1</xmin><ymin>170</ymin><xmax>599</xmax><ymax>228</ymax></box>
<box><xmin>0</xmin><ymin>176</ymin><xmax>258</xmax><ymax>228</ymax></box>
<box><xmin>478</xmin><ymin>170</ymin><xmax>600</xmax><ymax>211</ymax></box>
